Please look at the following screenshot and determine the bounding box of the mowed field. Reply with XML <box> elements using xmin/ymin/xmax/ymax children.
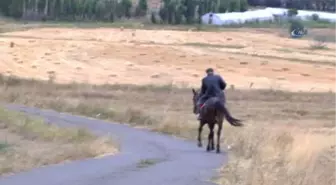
<box><xmin>0</xmin><ymin>27</ymin><xmax>335</xmax><ymax>92</ymax></box>
<box><xmin>0</xmin><ymin>25</ymin><xmax>335</xmax><ymax>185</ymax></box>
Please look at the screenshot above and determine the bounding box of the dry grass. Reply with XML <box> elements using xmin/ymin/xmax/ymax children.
<box><xmin>216</xmin><ymin>126</ymin><xmax>335</xmax><ymax>185</ymax></box>
<box><xmin>0</xmin><ymin>75</ymin><xmax>334</xmax><ymax>184</ymax></box>
<box><xmin>0</xmin><ymin>27</ymin><xmax>335</xmax><ymax>92</ymax></box>
<box><xmin>0</xmin><ymin>105</ymin><xmax>118</xmax><ymax>176</ymax></box>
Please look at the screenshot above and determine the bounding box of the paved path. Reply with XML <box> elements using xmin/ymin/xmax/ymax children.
<box><xmin>0</xmin><ymin>104</ymin><xmax>226</xmax><ymax>185</ymax></box>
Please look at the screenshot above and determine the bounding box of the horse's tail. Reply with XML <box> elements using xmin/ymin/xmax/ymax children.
<box><xmin>215</xmin><ymin>100</ymin><xmax>243</xmax><ymax>127</ymax></box>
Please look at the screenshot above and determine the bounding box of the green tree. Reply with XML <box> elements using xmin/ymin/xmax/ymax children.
<box><xmin>174</xmin><ymin>2</ymin><xmax>185</xmax><ymax>24</ymax></box>
<box><xmin>159</xmin><ymin>4</ymin><xmax>168</xmax><ymax>23</ymax></box>
<box><xmin>135</xmin><ymin>0</ymin><xmax>148</xmax><ymax>16</ymax></box>
<box><xmin>182</xmin><ymin>0</ymin><xmax>196</xmax><ymax>24</ymax></box>
<box><xmin>228</xmin><ymin>0</ymin><xmax>239</xmax><ymax>12</ymax></box>
<box><xmin>150</xmin><ymin>11</ymin><xmax>157</xmax><ymax>23</ymax></box>
<box><xmin>218</xmin><ymin>0</ymin><xmax>228</xmax><ymax>13</ymax></box>
<box><xmin>240</xmin><ymin>0</ymin><xmax>248</xmax><ymax>11</ymax></box>
<box><xmin>120</xmin><ymin>0</ymin><xmax>132</xmax><ymax>18</ymax></box>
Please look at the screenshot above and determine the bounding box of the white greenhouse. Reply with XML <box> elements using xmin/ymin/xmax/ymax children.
<box><xmin>265</xmin><ymin>7</ymin><xmax>336</xmax><ymax>22</ymax></box>
<box><xmin>201</xmin><ymin>9</ymin><xmax>274</xmax><ymax>25</ymax></box>
<box><xmin>201</xmin><ymin>7</ymin><xmax>336</xmax><ymax>25</ymax></box>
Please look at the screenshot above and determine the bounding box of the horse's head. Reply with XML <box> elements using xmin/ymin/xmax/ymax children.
<box><xmin>192</xmin><ymin>88</ymin><xmax>200</xmax><ymax>114</ymax></box>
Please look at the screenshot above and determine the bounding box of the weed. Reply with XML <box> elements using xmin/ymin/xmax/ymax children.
<box><xmin>137</xmin><ymin>158</ymin><xmax>163</xmax><ymax>168</ymax></box>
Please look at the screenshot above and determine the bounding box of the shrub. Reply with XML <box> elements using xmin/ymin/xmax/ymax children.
<box><xmin>289</xmin><ymin>19</ymin><xmax>304</xmax><ymax>33</ymax></box>
<box><xmin>312</xmin><ymin>13</ymin><xmax>319</xmax><ymax>21</ymax></box>
<box><xmin>310</xmin><ymin>36</ymin><xmax>328</xmax><ymax>50</ymax></box>
<box><xmin>287</xmin><ymin>8</ymin><xmax>298</xmax><ymax>17</ymax></box>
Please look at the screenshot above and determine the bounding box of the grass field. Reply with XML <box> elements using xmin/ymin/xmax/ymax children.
<box><xmin>0</xmin><ymin>105</ymin><xmax>118</xmax><ymax>176</ymax></box>
<box><xmin>0</xmin><ymin>22</ymin><xmax>335</xmax><ymax>92</ymax></box>
<box><xmin>0</xmin><ymin>20</ymin><xmax>335</xmax><ymax>184</ymax></box>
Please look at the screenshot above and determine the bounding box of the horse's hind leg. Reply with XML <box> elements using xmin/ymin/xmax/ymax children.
<box><xmin>211</xmin><ymin>133</ymin><xmax>215</xmax><ymax>151</ymax></box>
<box><xmin>198</xmin><ymin>121</ymin><xmax>205</xmax><ymax>148</ymax></box>
<box><xmin>216</xmin><ymin>122</ymin><xmax>223</xmax><ymax>153</ymax></box>
<box><xmin>207</xmin><ymin>124</ymin><xmax>214</xmax><ymax>152</ymax></box>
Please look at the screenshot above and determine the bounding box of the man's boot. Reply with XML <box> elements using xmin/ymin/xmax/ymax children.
<box><xmin>197</xmin><ymin>104</ymin><xmax>204</xmax><ymax>120</ymax></box>
<box><xmin>197</xmin><ymin>113</ymin><xmax>202</xmax><ymax>120</ymax></box>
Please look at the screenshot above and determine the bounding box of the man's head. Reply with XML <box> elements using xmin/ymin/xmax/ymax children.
<box><xmin>205</xmin><ymin>68</ymin><xmax>214</xmax><ymax>75</ymax></box>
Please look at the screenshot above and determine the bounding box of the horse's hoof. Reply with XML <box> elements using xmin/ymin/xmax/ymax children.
<box><xmin>206</xmin><ymin>146</ymin><xmax>211</xmax><ymax>152</ymax></box>
<box><xmin>216</xmin><ymin>149</ymin><xmax>221</xmax><ymax>153</ymax></box>
<box><xmin>198</xmin><ymin>143</ymin><xmax>202</xmax><ymax>148</ymax></box>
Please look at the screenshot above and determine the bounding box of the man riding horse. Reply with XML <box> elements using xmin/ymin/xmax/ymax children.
<box><xmin>192</xmin><ymin>69</ymin><xmax>242</xmax><ymax>153</ymax></box>
<box><xmin>196</xmin><ymin>68</ymin><xmax>227</xmax><ymax>120</ymax></box>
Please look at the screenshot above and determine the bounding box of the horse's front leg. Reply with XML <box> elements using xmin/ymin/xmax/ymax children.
<box><xmin>198</xmin><ymin>121</ymin><xmax>205</xmax><ymax>148</ymax></box>
<box><xmin>207</xmin><ymin>124</ymin><xmax>214</xmax><ymax>152</ymax></box>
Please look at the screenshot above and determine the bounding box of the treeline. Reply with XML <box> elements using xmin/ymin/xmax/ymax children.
<box><xmin>0</xmin><ymin>0</ymin><xmax>249</xmax><ymax>24</ymax></box>
<box><xmin>0</xmin><ymin>0</ymin><xmax>148</xmax><ymax>21</ymax></box>
<box><xmin>154</xmin><ymin>0</ymin><xmax>248</xmax><ymax>24</ymax></box>
<box><xmin>0</xmin><ymin>0</ymin><xmax>334</xmax><ymax>24</ymax></box>
<box><xmin>249</xmin><ymin>0</ymin><xmax>335</xmax><ymax>12</ymax></box>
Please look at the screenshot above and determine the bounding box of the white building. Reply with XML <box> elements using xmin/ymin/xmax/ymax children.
<box><xmin>201</xmin><ymin>9</ymin><xmax>274</xmax><ymax>25</ymax></box>
<box><xmin>201</xmin><ymin>7</ymin><xmax>336</xmax><ymax>25</ymax></box>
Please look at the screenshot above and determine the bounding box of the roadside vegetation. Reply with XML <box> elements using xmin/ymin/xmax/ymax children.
<box><xmin>0</xmin><ymin>104</ymin><xmax>118</xmax><ymax>176</ymax></box>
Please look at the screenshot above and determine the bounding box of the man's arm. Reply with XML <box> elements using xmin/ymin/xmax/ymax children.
<box><xmin>218</xmin><ymin>76</ymin><xmax>227</xmax><ymax>90</ymax></box>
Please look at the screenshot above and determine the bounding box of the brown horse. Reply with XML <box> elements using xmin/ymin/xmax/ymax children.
<box><xmin>192</xmin><ymin>88</ymin><xmax>243</xmax><ymax>153</ymax></box>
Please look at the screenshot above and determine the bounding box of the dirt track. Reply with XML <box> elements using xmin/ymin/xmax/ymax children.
<box><xmin>0</xmin><ymin>28</ymin><xmax>335</xmax><ymax>92</ymax></box>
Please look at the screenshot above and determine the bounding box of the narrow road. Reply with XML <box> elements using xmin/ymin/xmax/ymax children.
<box><xmin>0</xmin><ymin>104</ymin><xmax>226</xmax><ymax>185</ymax></box>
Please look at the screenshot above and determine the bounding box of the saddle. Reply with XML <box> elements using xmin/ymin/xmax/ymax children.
<box><xmin>199</xmin><ymin>94</ymin><xmax>225</xmax><ymax>112</ymax></box>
